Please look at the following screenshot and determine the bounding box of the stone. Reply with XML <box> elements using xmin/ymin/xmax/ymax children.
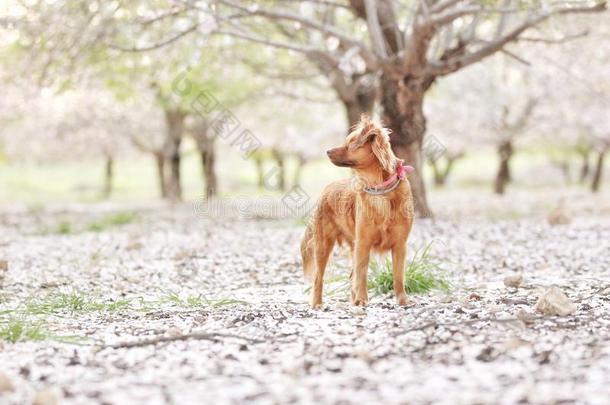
<box><xmin>33</xmin><ymin>388</ymin><xmax>59</xmax><ymax>405</ymax></box>
<box><xmin>504</xmin><ymin>274</ymin><xmax>523</xmax><ymax>288</ymax></box>
<box><xmin>468</xmin><ymin>292</ymin><xmax>482</xmax><ymax>301</ymax></box>
<box><xmin>535</xmin><ymin>287</ymin><xmax>577</xmax><ymax>316</ymax></box>
<box><xmin>547</xmin><ymin>206</ymin><xmax>571</xmax><ymax>226</ymax></box>
<box><xmin>516</xmin><ymin>309</ymin><xmax>537</xmax><ymax>324</ymax></box>
<box><xmin>0</xmin><ymin>372</ymin><xmax>15</xmax><ymax>393</ymax></box>
<box><xmin>166</xmin><ymin>327</ymin><xmax>182</xmax><ymax>338</ymax></box>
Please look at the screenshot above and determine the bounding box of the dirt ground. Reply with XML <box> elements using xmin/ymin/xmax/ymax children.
<box><xmin>1</xmin><ymin>188</ymin><xmax>610</xmax><ymax>404</ymax></box>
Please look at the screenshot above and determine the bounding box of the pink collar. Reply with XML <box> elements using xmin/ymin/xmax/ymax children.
<box><xmin>363</xmin><ymin>164</ymin><xmax>414</xmax><ymax>195</ymax></box>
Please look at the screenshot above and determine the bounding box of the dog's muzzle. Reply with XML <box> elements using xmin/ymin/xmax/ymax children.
<box><xmin>327</xmin><ymin>148</ymin><xmax>355</xmax><ymax>167</ymax></box>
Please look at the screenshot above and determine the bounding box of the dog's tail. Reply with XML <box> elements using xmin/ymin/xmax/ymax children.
<box><xmin>300</xmin><ymin>223</ymin><xmax>315</xmax><ymax>283</ymax></box>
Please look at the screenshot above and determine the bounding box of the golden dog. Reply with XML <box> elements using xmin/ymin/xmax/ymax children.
<box><xmin>301</xmin><ymin>115</ymin><xmax>415</xmax><ymax>308</ymax></box>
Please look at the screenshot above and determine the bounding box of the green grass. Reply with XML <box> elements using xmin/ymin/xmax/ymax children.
<box><xmin>1</xmin><ymin>142</ymin><xmax>606</xmax><ymax>208</ymax></box>
<box><xmin>86</xmin><ymin>212</ymin><xmax>139</xmax><ymax>232</ymax></box>
<box><xmin>0</xmin><ymin>317</ymin><xmax>86</xmax><ymax>344</ymax></box>
<box><xmin>39</xmin><ymin>211</ymin><xmax>139</xmax><ymax>235</ymax></box>
<box><xmin>315</xmin><ymin>242</ymin><xmax>451</xmax><ymax>298</ymax></box>
<box><xmin>25</xmin><ymin>291</ymin><xmax>133</xmax><ymax>315</ymax></box>
<box><xmin>369</xmin><ymin>243</ymin><xmax>451</xmax><ymax>295</ymax></box>
<box><xmin>5</xmin><ymin>290</ymin><xmax>248</xmax><ymax>318</ymax></box>
<box><xmin>38</xmin><ymin>220</ymin><xmax>73</xmax><ymax>235</ymax></box>
<box><xmin>0</xmin><ymin>291</ymin><xmax>248</xmax><ymax>344</ymax></box>
<box><xmin>0</xmin><ymin>317</ymin><xmax>49</xmax><ymax>343</ymax></box>
<box><xmin>159</xmin><ymin>292</ymin><xmax>249</xmax><ymax>308</ymax></box>
<box><xmin>0</xmin><ymin>140</ymin><xmax>345</xmax><ymax>205</ymax></box>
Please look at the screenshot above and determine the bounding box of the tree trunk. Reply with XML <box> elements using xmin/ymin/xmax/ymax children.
<box><xmin>191</xmin><ymin>118</ymin><xmax>218</xmax><ymax>198</ymax></box>
<box><xmin>163</xmin><ymin>109</ymin><xmax>185</xmax><ymax>202</ymax></box>
<box><xmin>495</xmin><ymin>140</ymin><xmax>514</xmax><ymax>195</ymax></box>
<box><xmin>254</xmin><ymin>154</ymin><xmax>265</xmax><ymax>189</ymax></box>
<box><xmin>271</xmin><ymin>149</ymin><xmax>286</xmax><ymax>192</ymax></box>
<box><xmin>102</xmin><ymin>156</ymin><xmax>114</xmax><ymax>199</ymax></box>
<box><xmin>579</xmin><ymin>150</ymin><xmax>590</xmax><ymax>183</ymax></box>
<box><xmin>166</xmin><ymin>137</ymin><xmax>182</xmax><ymax>201</ymax></box>
<box><xmin>381</xmin><ymin>74</ymin><xmax>433</xmax><ymax>217</ymax></box>
<box><xmin>343</xmin><ymin>80</ymin><xmax>377</xmax><ymax>129</ymax></box>
<box><xmin>345</xmin><ymin>100</ymin><xmax>367</xmax><ymax>130</ymax></box>
<box><xmin>431</xmin><ymin>161</ymin><xmax>443</xmax><ymax>186</ymax></box>
<box><xmin>430</xmin><ymin>156</ymin><xmax>457</xmax><ymax>187</ymax></box>
<box><xmin>154</xmin><ymin>152</ymin><xmax>167</xmax><ymax>198</ymax></box>
<box><xmin>200</xmin><ymin>136</ymin><xmax>218</xmax><ymax>198</ymax></box>
<box><xmin>293</xmin><ymin>154</ymin><xmax>306</xmax><ymax>188</ymax></box>
<box><xmin>558</xmin><ymin>159</ymin><xmax>570</xmax><ymax>184</ymax></box>
<box><xmin>591</xmin><ymin>149</ymin><xmax>606</xmax><ymax>193</ymax></box>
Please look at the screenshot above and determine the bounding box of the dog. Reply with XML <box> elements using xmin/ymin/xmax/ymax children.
<box><xmin>301</xmin><ymin>115</ymin><xmax>415</xmax><ymax>308</ymax></box>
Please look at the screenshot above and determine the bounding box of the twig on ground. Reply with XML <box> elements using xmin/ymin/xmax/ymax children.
<box><xmin>392</xmin><ymin>315</ymin><xmax>553</xmax><ymax>337</ymax></box>
<box><xmin>105</xmin><ymin>331</ymin><xmax>264</xmax><ymax>349</ymax></box>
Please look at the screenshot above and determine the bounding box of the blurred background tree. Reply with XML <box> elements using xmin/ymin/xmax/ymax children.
<box><xmin>0</xmin><ymin>0</ymin><xmax>608</xmax><ymax>210</ymax></box>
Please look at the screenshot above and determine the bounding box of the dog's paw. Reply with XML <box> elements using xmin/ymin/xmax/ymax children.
<box><xmin>311</xmin><ymin>301</ymin><xmax>324</xmax><ymax>310</ymax></box>
<box><xmin>396</xmin><ymin>293</ymin><xmax>410</xmax><ymax>306</ymax></box>
<box><xmin>351</xmin><ymin>297</ymin><xmax>368</xmax><ymax>307</ymax></box>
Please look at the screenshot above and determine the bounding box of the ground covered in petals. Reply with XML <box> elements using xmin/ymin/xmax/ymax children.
<box><xmin>1</xmin><ymin>189</ymin><xmax>609</xmax><ymax>404</ymax></box>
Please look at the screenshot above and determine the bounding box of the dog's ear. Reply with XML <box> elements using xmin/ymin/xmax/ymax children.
<box><xmin>371</xmin><ymin>128</ymin><xmax>397</xmax><ymax>174</ymax></box>
<box><xmin>359</xmin><ymin>113</ymin><xmax>372</xmax><ymax>127</ymax></box>
<box><xmin>351</xmin><ymin>115</ymin><xmax>377</xmax><ymax>148</ymax></box>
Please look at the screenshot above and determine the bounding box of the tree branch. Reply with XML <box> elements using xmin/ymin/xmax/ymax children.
<box><xmin>105</xmin><ymin>331</ymin><xmax>264</xmax><ymax>349</ymax></box>
<box><xmin>275</xmin><ymin>0</ymin><xmax>351</xmax><ymax>8</ymax></box>
<box><xmin>108</xmin><ymin>25</ymin><xmax>198</xmax><ymax>52</ymax></box>
<box><xmin>215</xmin><ymin>0</ymin><xmax>380</xmax><ymax>70</ymax></box>
<box><xmin>364</xmin><ymin>0</ymin><xmax>389</xmax><ymax>57</ymax></box>
<box><xmin>431</xmin><ymin>0</ymin><xmax>466</xmax><ymax>14</ymax></box>
<box><xmin>500</xmin><ymin>48</ymin><xmax>532</xmax><ymax>66</ymax></box>
<box><xmin>518</xmin><ymin>29</ymin><xmax>590</xmax><ymax>43</ymax></box>
<box><xmin>216</xmin><ymin>0</ymin><xmax>358</xmax><ymax>49</ymax></box>
<box><xmin>427</xmin><ymin>1</ymin><xmax>606</xmax><ymax>76</ymax></box>
<box><xmin>213</xmin><ymin>28</ymin><xmax>320</xmax><ymax>54</ymax></box>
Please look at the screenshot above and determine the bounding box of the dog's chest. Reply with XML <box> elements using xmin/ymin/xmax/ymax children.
<box><xmin>368</xmin><ymin>196</ymin><xmax>392</xmax><ymax>217</ymax></box>
<box><xmin>357</xmin><ymin>196</ymin><xmax>408</xmax><ymax>251</ymax></box>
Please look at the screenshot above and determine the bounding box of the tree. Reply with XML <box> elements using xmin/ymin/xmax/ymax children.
<box><xmin>8</xmin><ymin>0</ymin><xmax>608</xmax><ymax>205</ymax></box>
<box><xmin>187</xmin><ymin>116</ymin><xmax>218</xmax><ymax>198</ymax></box>
<box><xmin>241</xmin><ymin>94</ymin><xmax>344</xmax><ymax>191</ymax></box>
<box><xmin>205</xmin><ymin>0</ymin><xmax>606</xmax><ymax>215</ymax></box>
<box><xmin>0</xmin><ymin>84</ymin><xmax>141</xmax><ymax>198</ymax></box>
<box><xmin>7</xmin><ymin>1</ymin><xmax>260</xmax><ymax>201</ymax></box>
<box><xmin>529</xmin><ymin>16</ymin><xmax>610</xmax><ymax>192</ymax></box>
<box><xmin>425</xmin><ymin>55</ymin><xmax>540</xmax><ymax>193</ymax></box>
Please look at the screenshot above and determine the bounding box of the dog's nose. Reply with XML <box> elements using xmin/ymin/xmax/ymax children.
<box><xmin>326</xmin><ymin>149</ymin><xmax>333</xmax><ymax>156</ymax></box>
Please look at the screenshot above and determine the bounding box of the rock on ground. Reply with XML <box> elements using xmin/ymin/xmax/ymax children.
<box><xmin>535</xmin><ymin>286</ymin><xmax>577</xmax><ymax>316</ymax></box>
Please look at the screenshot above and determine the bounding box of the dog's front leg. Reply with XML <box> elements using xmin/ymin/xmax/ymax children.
<box><xmin>392</xmin><ymin>243</ymin><xmax>409</xmax><ymax>306</ymax></box>
<box><xmin>351</xmin><ymin>235</ymin><xmax>372</xmax><ymax>307</ymax></box>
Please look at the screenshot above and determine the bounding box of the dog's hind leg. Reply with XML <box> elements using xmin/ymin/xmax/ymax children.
<box><xmin>311</xmin><ymin>233</ymin><xmax>334</xmax><ymax>309</ymax></box>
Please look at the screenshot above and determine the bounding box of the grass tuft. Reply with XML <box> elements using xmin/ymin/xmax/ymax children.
<box><xmin>0</xmin><ymin>317</ymin><xmax>49</xmax><ymax>343</ymax></box>
<box><xmin>25</xmin><ymin>291</ymin><xmax>132</xmax><ymax>315</ymax></box>
<box><xmin>39</xmin><ymin>212</ymin><xmax>138</xmax><ymax>235</ymax></box>
<box><xmin>160</xmin><ymin>292</ymin><xmax>249</xmax><ymax>308</ymax></box>
<box><xmin>1</xmin><ymin>290</ymin><xmax>247</xmax><ymax>344</ymax></box>
<box><xmin>0</xmin><ymin>317</ymin><xmax>86</xmax><ymax>344</ymax></box>
<box><xmin>369</xmin><ymin>243</ymin><xmax>451</xmax><ymax>295</ymax></box>
<box><xmin>86</xmin><ymin>212</ymin><xmax>138</xmax><ymax>232</ymax></box>
<box><xmin>39</xmin><ymin>221</ymin><xmax>73</xmax><ymax>235</ymax></box>
<box><xmin>311</xmin><ymin>241</ymin><xmax>451</xmax><ymax>298</ymax></box>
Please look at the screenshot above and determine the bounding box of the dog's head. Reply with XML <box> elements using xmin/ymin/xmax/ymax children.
<box><xmin>326</xmin><ymin>115</ymin><xmax>397</xmax><ymax>173</ymax></box>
